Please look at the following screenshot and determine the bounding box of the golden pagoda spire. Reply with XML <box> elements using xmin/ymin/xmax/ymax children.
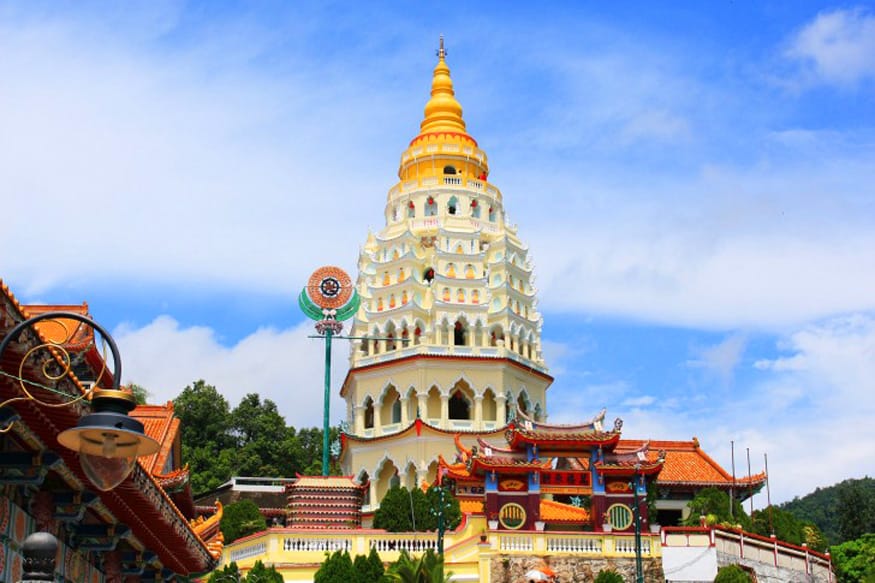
<box><xmin>419</xmin><ymin>36</ymin><xmax>467</xmax><ymax>136</ymax></box>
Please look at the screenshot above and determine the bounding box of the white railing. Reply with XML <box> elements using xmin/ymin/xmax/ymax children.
<box><xmin>229</xmin><ymin>542</ymin><xmax>266</xmax><ymax>563</ymax></box>
<box><xmin>499</xmin><ymin>534</ymin><xmax>533</xmax><ymax>552</ymax></box>
<box><xmin>444</xmin><ymin>177</ymin><xmax>462</xmax><ymax>185</ymax></box>
<box><xmin>282</xmin><ymin>538</ymin><xmax>352</xmax><ymax>553</ymax></box>
<box><xmin>546</xmin><ymin>536</ymin><xmax>603</xmax><ymax>554</ymax></box>
<box><xmin>370</xmin><ymin>537</ymin><xmax>437</xmax><ymax>554</ymax></box>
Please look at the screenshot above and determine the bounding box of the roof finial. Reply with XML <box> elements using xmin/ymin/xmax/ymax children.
<box><xmin>437</xmin><ymin>34</ymin><xmax>446</xmax><ymax>60</ymax></box>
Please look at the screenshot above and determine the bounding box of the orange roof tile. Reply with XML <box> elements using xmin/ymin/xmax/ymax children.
<box><xmin>540</xmin><ymin>500</ymin><xmax>590</xmax><ymax>523</ymax></box>
<box><xmin>23</xmin><ymin>304</ymin><xmax>94</xmax><ymax>350</ymax></box>
<box><xmin>619</xmin><ymin>439</ymin><xmax>766</xmax><ymax>487</ymax></box>
<box><xmin>131</xmin><ymin>402</ymin><xmax>180</xmax><ymax>475</ymax></box>
<box><xmin>459</xmin><ymin>499</ymin><xmax>484</xmax><ymax>514</ymax></box>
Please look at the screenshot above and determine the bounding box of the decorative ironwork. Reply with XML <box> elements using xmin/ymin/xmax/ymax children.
<box><xmin>0</xmin><ymin>311</ymin><xmax>118</xmax><ymax>433</ymax></box>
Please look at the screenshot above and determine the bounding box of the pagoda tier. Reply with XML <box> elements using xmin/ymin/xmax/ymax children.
<box><xmin>286</xmin><ymin>475</ymin><xmax>366</xmax><ymax>529</ymax></box>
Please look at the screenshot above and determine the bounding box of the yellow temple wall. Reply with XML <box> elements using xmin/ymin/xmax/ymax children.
<box><xmin>219</xmin><ymin>514</ymin><xmax>663</xmax><ymax>582</ymax></box>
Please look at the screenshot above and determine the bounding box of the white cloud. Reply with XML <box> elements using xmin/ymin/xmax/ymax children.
<box><xmin>613</xmin><ymin>312</ymin><xmax>875</xmax><ymax>504</ymax></box>
<box><xmin>785</xmin><ymin>8</ymin><xmax>875</xmax><ymax>86</ymax></box>
<box><xmin>114</xmin><ymin>316</ymin><xmax>350</xmax><ymax>429</ymax></box>
<box><xmin>687</xmin><ymin>334</ymin><xmax>747</xmax><ymax>385</ymax></box>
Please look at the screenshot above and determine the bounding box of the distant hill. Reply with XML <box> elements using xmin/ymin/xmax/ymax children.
<box><xmin>779</xmin><ymin>476</ymin><xmax>875</xmax><ymax>545</ymax></box>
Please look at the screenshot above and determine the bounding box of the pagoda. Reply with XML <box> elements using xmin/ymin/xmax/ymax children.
<box><xmin>339</xmin><ymin>38</ymin><xmax>552</xmax><ymax>509</ymax></box>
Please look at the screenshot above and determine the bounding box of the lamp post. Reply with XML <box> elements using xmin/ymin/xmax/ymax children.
<box><xmin>0</xmin><ymin>311</ymin><xmax>162</xmax><ymax>581</ymax></box>
<box><xmin>0</xmin><ymin>311</ymin><xmax>160</xmax><ymax>489</ymax></box>
<box><xmin>631</xmin><ymin>464</ymin><xmax>644</xmax><ymax>583</ymax></box>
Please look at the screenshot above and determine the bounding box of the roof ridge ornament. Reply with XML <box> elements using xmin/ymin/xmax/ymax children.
<box><xmin>437</xmin><ymin>34</ymin><xmax>447</xmax><ymax>60</ymax></box>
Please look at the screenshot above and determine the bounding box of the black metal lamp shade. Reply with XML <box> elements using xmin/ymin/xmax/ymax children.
<box><xmin>57</xmin><ymin>389</ymin><xmax>160</xmax><ymax>491</ymax></box>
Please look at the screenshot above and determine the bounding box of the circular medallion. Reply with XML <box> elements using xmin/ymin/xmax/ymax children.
<box><xmin>306</xmin><ymin>266</ymin><xmax>353</xmax><ymax>309</ymax></box>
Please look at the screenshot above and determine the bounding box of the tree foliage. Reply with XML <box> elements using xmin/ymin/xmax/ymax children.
<box><xmin>373</xmin><ymin>486</ymin><xmax>461</xmax><ymax>533</ymax></box>
<box><xmin>220</xmin><ymin>500</ymin><xmax>267</xmax><ymax>544</ymax></box>
<box><xmin>206</xmin><ymin>560</ymin><xmax>282</xmax><ymax>582</ymax></box>
<box><xmin>682</xmin><ymin>487</ymin><xmax>752</xmax><ymax>531</ymax></box>
<box><xmin>353</xmin><ymin>547</ymin><xmax>385</xmax><ymax>583</ymax></box>
<box><xmin>594</xmin><ymin>570</ymin><xmax>624</xmax><ymax>583</ymax></box>
<box><xmin>314</xmin><ymin>550</ymin><xmax>355</xmax><ymax>583</ymax></box>
<box><xmin>831</xmin><ymin>533</ymin><xmax>875</xmax><ymax>583</ymax></box>
<box><xmin>780</xmin><ymin>476</ymin><xmax>875</xmax><ymax>545</ymax></box>
<box><xmin>173</xmin><ymin>380</ymin><xmax>340</xmax><ymax>494</ymax></box>
<box><xmin>383</xmin><ymin>549</ymin><xmax>450</xmax><ymax>583</ymax></box>
<box><xmin>750</xmin><ymin>506</ymin><xmax>828</xmax><ymax>552</ymax></box>
<box><xmin>713</xmin><ymin>564</ymin><xmax>751</xmax><ymax>583</ymax></box>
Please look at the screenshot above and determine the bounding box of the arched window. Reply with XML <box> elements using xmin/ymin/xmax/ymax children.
<box><xmin>443</xmin><ymin>165</ymin><xmax>457</xmax><ymax>175</ymax></box>
<box><xmin>364</xmin><ymin>398</ymin><xmax>375</xmax><ymax>429</ymax></box>
<box><xmin>424</xmin><ymin>267</ymin><xmax>435</xmax><ymax>283</ymax></box>
<box><xmin>471</xmin><ymin>199</ymin><xmax>481</xmax><ymax>218</ymax></box>
<box><xmin>414</xmin><ymin>325</ymin><xmax>422</xmax><ymax>345</ymax></box>
<box><xmin>448</xmin><ymin>196</ymin><xmax>458</xmax><ymax>215</ymax></box>
<box><xmin>392</xmin><ymin>399</ymin><xmax>402</xmax><ymax>424</ymax></box>
<box><xmin>454</xmin><ymin>320</ymin><xmax>467</xmax><ymax>346</ymax></box>
<box><xmin>425</xmin><ymin>197</ymin><xmax>437</xmax><ymax>216</ymax></box>
<box><xmin>449</xmin><ymin>391</ymin><xmax>470</xmax><ymax>420</ymax></box>
<box><xmin>407</xmin><ymin>201</ymin><xmax>415</xmax><ymax>218</ymax></box>
<box><xmin>488</xmin><ymin>206</ymin><xmax>496</xmax><ymax>222</ymax></box>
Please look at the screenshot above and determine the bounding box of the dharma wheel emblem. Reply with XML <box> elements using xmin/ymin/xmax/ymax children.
<box><xmin>304</xmin><ymin>266</ymin><xmax>354</xmax><ymax>310</ymax></box>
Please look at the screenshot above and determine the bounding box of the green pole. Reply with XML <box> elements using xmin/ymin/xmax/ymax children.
<box><xmin>633</xmin><ymin>477</ymin><xmax>644</xmax><ymax>582</ymax></box>
<box><xmin>437</xmin><ymin>485</ymin><xmax>446</xmax><ymax>555</ymax></box>
<box><xmin>322</xmin><ymin>328</ymin><xmax>333</xmax><ymax>476</ymax></box>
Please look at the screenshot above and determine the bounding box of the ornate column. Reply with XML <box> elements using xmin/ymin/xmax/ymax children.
<box><xmin>496</xmin><ymin>393</ymin><xmax>507</xmax><ymax>426</ymax></box>
<box><xmin>400</xmin><ymin>396</ymin><xmax>410</xmax><ymax>425</ymax></box>
<box><xmin>417</xmin><ymin>393</ymin><xmax>428</xmax><ymax>421</ymax></box>
<box><xmin>354</xmin><ymin>405</ymin><xmax>365</xmax><ymax>434</ymax></box>
<box><xmin>440</xmin><ymin>393</ymin><xmax>449</xmax><ymax>428</ymax></box>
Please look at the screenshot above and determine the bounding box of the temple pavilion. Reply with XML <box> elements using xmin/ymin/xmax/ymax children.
<box><xmin>336</xmin><ymin>40</ymin><xmax>765</xmax><ymax>529</ymax></box>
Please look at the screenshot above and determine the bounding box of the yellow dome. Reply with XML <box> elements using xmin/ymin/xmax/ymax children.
<box><xmin>418</xmin><ymin>36</ymin><xmax>469</xmax><ymax>138</ymax></box>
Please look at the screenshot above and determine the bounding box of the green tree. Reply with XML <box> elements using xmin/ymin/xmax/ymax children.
<box><xmin>750</xmin><ymin>506</ymin><xmax>828</xmax><ymax>552</ymax></box>
<box><xmin>423</xmin><ymin>485</ymin><xmax>461</xmax><ymax>532</ymax></box>
<box><xmin>220</xmin><ymin>500</ymin><xmax>267</xmax><ymax>544</ymax></box>
<box><xmin>352</xmin><ymin>547</ymin><xmax>384</xmax><ymax>583</ymax></box>
<box><xmin>383</xmin><ymin>549</ymin><xmax>451</xmax><ymax>583</ymax></box>
<box><xmin>374</xmin><ymin>486</ymin><xmax>416</xmax><ymax>532</ymax></box>
<box><xmin>232</xmin><ymin>393</ymin><xmax>297</xmax><ymax>477</ymax></box>
<box><xmin>831</xmin><ymin>533</ymin><xmax>875</xmax><ymax>583</ymax></box>
<box><xmin>837</xmin><ymin>480</ymin><xmax>875</xmax><ymax>542</ymax></box>
<box><xmin>683</xmin><ymin>488</ymin><xmax>752</xmax><ymax>531</ymax></box>
<box><xmin>207</xmin><ymin>561</ymin><xmax>240</xmax><ymax>582</ymax></box>
<box><xmin>713</xmin><ymin>564</ymin><xmax>751</xmax><ymax>583</ymax></box>
<box><xmin>594</xmin><ymin>570</ymin><xmax>624</xmax><ymax>583</ymax></box>
<box><xmin>246</xmin><ymin>560</ymin><xmax>283</xmax><ymax>582</ymax></box>
<box><xmin>174</xmin><ymin>380</ymin><xmax>235</xmax><ymax>493</ymax></box>
<box><xmin>314</xmin><ymin>550</ymin><xmax>355</xmax><ymax>583</ymax></box>
<box><xmin>127</xmin><ymin>383</ymin><xmax>150</xmax><ymax>405</ymax></box>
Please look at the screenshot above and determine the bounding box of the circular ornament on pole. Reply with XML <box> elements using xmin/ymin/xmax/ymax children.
<box><xmin>306</xmin><ymin>266</ymin><xmax>353</xmax><ymax>309</ymax></box>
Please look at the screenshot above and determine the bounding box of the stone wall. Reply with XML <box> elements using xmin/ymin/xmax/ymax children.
<box><xmin>491</xmin><ymin>555</ymin><xmax>663</xmax><ymax>583</ymax></box>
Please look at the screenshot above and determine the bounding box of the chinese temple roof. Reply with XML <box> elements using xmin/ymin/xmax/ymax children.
<box><xmin>619</xmin><ymin>439</ymin><xmax>767</xmax><ymax>490</ymax></box>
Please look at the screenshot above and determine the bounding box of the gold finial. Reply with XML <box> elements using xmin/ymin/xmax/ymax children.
<box><xmin>437</xmin><ymin>35</ymin><xmax>446</xmax><ymax>60</ymax></box>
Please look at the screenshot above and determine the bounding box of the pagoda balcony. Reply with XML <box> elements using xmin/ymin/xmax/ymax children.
<box><xmin>352</xmin><ymin>343</ymin><xmax>548</xmax><ymax>374</ymax></box>
<box><xmin>408</xmin><ymin>216</ymin><xmax>502</xmax><ymax>235</ymax></box>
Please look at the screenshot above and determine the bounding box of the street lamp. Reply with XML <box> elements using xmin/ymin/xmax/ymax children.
<box><xmin>0</xmin><ymin>311</ymin><xmax>159</xmax><ymax>491</ymax></box>
<box><xmin>631</xmin><ymin>464</ymin><xmax>644</xmax><ymax>583</ymax></box>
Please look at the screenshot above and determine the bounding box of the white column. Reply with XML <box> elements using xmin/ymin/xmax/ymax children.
<box><xmin>474</xmin><ymin>394</ymin><xmax>484</xmax><ymax>428</ymax></box>
<box><xmin>440</xmin><ymin>394</ymin><xmax>449</xmax><ymax>428</ymax></box>
<box><xmin>369</xmin><ymin>480</ymin><xmax>378</xmax><ymax>509</ymax></box>
<box><xmin>496</xmin><ymin>394</ymin><xmax>507</xmax><ymax>426</ymax></box>
<box><xmin>417</xmin><ymin>394</ymin><xmax>428</xmax><ymax>421</ymax></box>
<box><xmin>354</xmin><ymin>405</ymin><xmax>365</xmax><ymax>434</ymax></box>
<box><xmin>400</xmin><ymin>396</ymin><xmax>410</xmax><ymax>426</ymax></box>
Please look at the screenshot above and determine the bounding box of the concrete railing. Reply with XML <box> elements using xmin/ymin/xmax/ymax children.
<box><xmin>661</xmin><ymin>526</ymin><xmax>834</xmax><ymax>581</ymax></box>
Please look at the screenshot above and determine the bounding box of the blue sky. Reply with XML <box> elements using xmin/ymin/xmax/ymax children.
<box><xmin>2</xmin><ymin>1</ymin><xmax>874</xmax><ymax>503</ymax></box>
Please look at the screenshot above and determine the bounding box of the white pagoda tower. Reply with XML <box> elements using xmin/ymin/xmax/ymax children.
<box><xmin>339</xmin><ymin>40</ymin><xmax>552</xmax><ymax>509</ymax></box>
